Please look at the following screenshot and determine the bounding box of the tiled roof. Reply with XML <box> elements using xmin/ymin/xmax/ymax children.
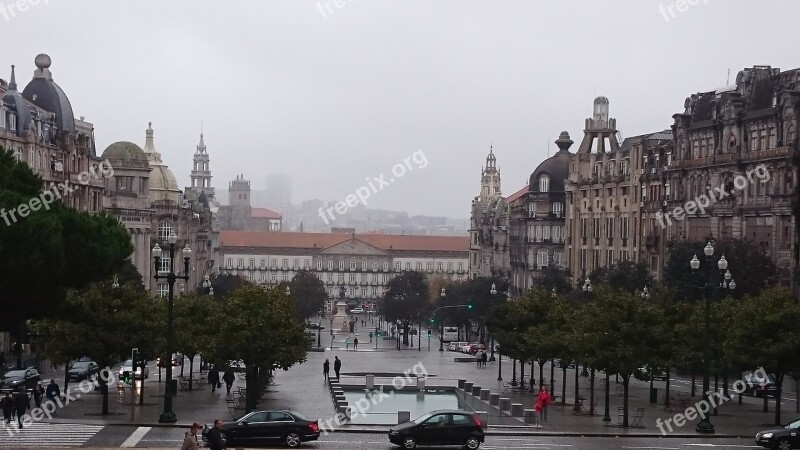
<box><xmin>251</xmin><ymin>207</ymin><xmax>281</xmax><ymax>219</ymax></box>
<box><xmin>220</xmin><ymin>230</ymin><xmax>469</xmax><ymax>253</ymax></box>
<box><xmin>505</xmin><ymin>185</ymin><xmax>528</xmax><ymax>203</ymax></box>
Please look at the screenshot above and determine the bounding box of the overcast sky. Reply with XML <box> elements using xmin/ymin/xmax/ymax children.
<box><xmin>2</xmin><ymin>0</ymin><xmax>798</xmax><ymax>219</ymax></box>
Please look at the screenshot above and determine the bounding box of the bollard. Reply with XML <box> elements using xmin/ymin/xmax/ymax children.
<box><xmin>345</xmin><ymin>406</ymin><xmax>352</xmax><ymax>420</ymax></box>
<box><xmin>464</xmin><ymin>382</ymin><xmax>473</xmax><ymax>393</ymax></box>
<box><xmin>418</xmin><ymin>377</ymin><xmax>426</xmax><ymax>391</ymax></box>
<box><xmin>475</xmin><ymin>411</ymin><xmax>489</xmax><ymax>427</ymax></box>
<box><xmin>511</xmin><ymin>403</ymin><xmax>524</xmax><ymax>417</ymax></box>
<box><xmin>366</xmin><ymin>374</ymin><xmax>374</xmax><ymax>390</ymax></box>
<box><xmin>499</xmin><ymin>398</ymin><xmax>511</xmax><ymax>411</ymax></box>
<box><xmin>490</xmin><ymin>393</ymin><xmax>500</xmax><ymax>406</ymax></box>
<box><xmin>472</xmin><ymin>386</ymin><xmax>481</xmax><ymax>396</ymax></box>
<box><xmin>480</xmin><ymin>389</ymin><xmax>490</xmax><ymax>401</ymax></box>
<box><xmin>458</xmin><ymin>379</ymin><xmax>466</xmax><ymax>389</ymax></box>
<box><xmin>398</xmin><ymin>411</ymin><xmax>411</xmax><ymax>424</ymax></box>
<box><xmin>524</xmin><ymin>409</ymin><xmax>537</xmax><ymax>425</ymax></box>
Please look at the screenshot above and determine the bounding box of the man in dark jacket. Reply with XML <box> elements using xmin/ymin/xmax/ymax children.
<box><xmin>222</xmin><ymin>369</ymin><xmax>235</xmax><ymax>394</ymax></box>
<box><xmin>206</xmin><ymin>418</ymin><xmax>226</xmax><ymax>450</ymax></box>
<box><xmin>14</xmin><ymin>390</ymin><xmax>29</xmax><ymax>428</ymax></box>
<box><xmin>208</xmin><ymin>368</ymin><xmax>220</xmax><ymax>393</ymax></box>
<box><xmin>1</xmin><ymin>393</ymin><xmax>12</xmax><ymax>424</ymax></box>
<box><xmin>45</xmin><ymin>379</ymin><xmax>60</xmax><ymax>402</ymax></box>
<box><xmin>333</xmin><ymin>356</ymin><xmax>342</xmax><ymax>380</ymax></box>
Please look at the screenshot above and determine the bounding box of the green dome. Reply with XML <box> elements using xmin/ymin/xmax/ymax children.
<box><xmin>102</xmin><ymin>141</ymin><xmax>148</xmax><ymax>162</ymax></box>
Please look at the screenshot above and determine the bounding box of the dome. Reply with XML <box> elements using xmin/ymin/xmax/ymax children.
<box><xmin>102</xmin><ymin>141</ymin><xmax>148</xmax><ymax>164</ymax></box>
<box><xmin>21</xmin><ymin>54</ymin><xmax>75</xmax><ymax>136</ymax></box>
<box><xmin>529</xmin><ymin>131</ymin><xmax>573</xmax><ymax>193</ymax></box>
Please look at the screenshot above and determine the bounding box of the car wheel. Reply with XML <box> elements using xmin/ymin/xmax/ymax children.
<box><xmin>776</xmin><ymin>438</ymin><xmax>791</xmax><ymax>450</ymax></box>
<box><xmin>285</xmin><ymin>431</ymin><xmax>301</xmax><ymax>447</ymax></box>
<box><xmin>402</xmin><ymin>436</ymin><xmax>417</xmax><ymax>449</ymax></box>
<box><xmin>465</xmin><ymin>436</ymin><xmax>481</xmax><ymax>449</ymax></box>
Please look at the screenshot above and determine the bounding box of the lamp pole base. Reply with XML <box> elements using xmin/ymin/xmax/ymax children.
<box><xmin>158</xmin><ymin>411</ymin><xmax>177</xmax><ymax>423</ymax></box>
<box><xmin>695</xmin><ymin>418</ymin><xmax>714</xmax><ymax>433</ymax></box>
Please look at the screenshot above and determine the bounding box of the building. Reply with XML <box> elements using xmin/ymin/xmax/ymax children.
<box><xmin>101</xmin><ymin>124</ymin><xmax>214</xmax><ymax>296</ymax></box>
<box><xmin>664</xmin><ymin>66</ymin><xmax>798</xmax><ymax>287</ymax></box>
<box><xmin>218</xmin><ymin>174</ymin><xmax>283</xmax><ymax>232</ymax></box>
<box><xmin>469</xmin><ymin>147</ymin><xmax>504</xmax><ymax>280</ymax></box>
<box><xmin>219</xmin><ymin>230</ymin><xmax>469</xmax><ymax>310</ymax></box>
<box><xmin>0</xmin><ymin>54</ymin><xmax>104</xmax><ymax>214</ymax></box>
<box><xmin>564</xmin><ymin>97</ymin><xmax>640</xmax><ymax>283</ymax></box>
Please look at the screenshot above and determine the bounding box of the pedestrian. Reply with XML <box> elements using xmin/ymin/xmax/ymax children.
<box><xmin>45</xmin><ymin>379</ymin><xmax>60</xmax><ymax>402</ymax></box>
<box><xmin>536</xmin><ymin>386</ymin><xmax>551</xmax><ymax>423</ymax></box>
<box><xmin>180</xmin><ymin>422</ymin><xmax>201</xmax><ymax>450</ymax></box>
<box><xmin>353</xmin><ymin>336</ymin><xmax>359</xmax><ymax>350</ymax></box>
<box><xmin>206</xmin><ymin>419</ymin><xmax>226</xmax><ymax>450</ymax></box>
<box><xmin>222</xmin><ymin>368</ymin><xmax>235</xmax><ymax>394</ymax></box>
<box><xmin>33</xmin><ymin>382</ymin><xmax>44</xmax><ymax>408</ymax></box>
<box><xmin>344</xmin><ymin>337</ymin><xmax>350</xmax><ymax>350</ymax></box>
<box><xmin>481</xmin><ymin>350</ymin><xmax>488</xmax><ymax>368</ymax></box>
<box><xmin>14</xmin><ymin>390</ymin><xmax>29</xmax><ymax>429</ymax></box>
<box><xmin>368</xmin><ymin>332</ymin><xmax>373</xmax><ymax>343</ymax></box>
<box><xmin>208</xmin><ymin>367</ymin><xmax>220</xmax><ymax>393</ymax></box>
<box><xmin>1</xmin><ymin>393</ymin><xmax>12</xmax><ymax>424</ymax></box>
<box><xmin>333</xmin><ymin>356</ymin><xmax>341</xmax><ymax>380</ymax></box>
<box><xmin>323</xmin><ymin>359</ymin><xmax>330</xmax><ymax>382</ymax></box>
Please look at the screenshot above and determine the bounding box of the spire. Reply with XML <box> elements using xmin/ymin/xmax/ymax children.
<box><xmin>8</xmin><ymin>65</ymin><xmax>16</xmax><ymax>91</ymax></box>
<box><xmin>197</xmin><ymin>133</ymin><xmax>206</xmax><ymax>154</ymax></box>
<box><xmin>143</xmin><ymin>122</ymin><xmax>163</xmax><ymax>164</ymax></box>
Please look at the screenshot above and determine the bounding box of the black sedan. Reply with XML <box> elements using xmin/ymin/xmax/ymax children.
<box><xmin>388</xmin><ymin>410</ymin><xmax>485</xmax><ymax>449</ymax></box>
<box><xmin>203</xmin><ymin>410</ymin><xmax>320</xmax><ymax>447</ymax></box>
<box><xmin>0</xmin><ymin>368</ymin><xmax>40</xmax><ymax>392</ymax></box>
<box><xmin>69</xmin><ymin>361</ymin><xmax>100</xmax><ymax>381</ymax></box>
<box><xmin>756</xmin><ymin>417</ymin><xmax>800</xmax><ymax>449</ymax></box>
<box><xmin>745</xmin><ymin>373</ymin><xmax>779</xmax><ymax>398</ymax></box>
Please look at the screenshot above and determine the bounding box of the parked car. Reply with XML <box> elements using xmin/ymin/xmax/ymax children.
<box><xmin>460</xmin><ymin>343</ymin><xmax>480</xmax><ymax>355</ymax></box>
<box><xmin>388</xmin><ymin>410</ymin><xmax>484</xmax><ymax>449</ymax></box>
<box><xmin>203</xmin><ymin>410</ymin><xmax>320</xmax><ymax>448</ymax></box>
<box><xmin>0</xmin><ymin>368</ymin><xmax>40</xmax><ymax>392</ymax></box>
<box><xmin>744</xmin><ymin>371</ymin><xmax>778</xmax><ymax>398</ymax></box>
<box><xmin>157</xmin><ymin>353</ymin><xmax>182</xmax><ymax>367</ymax></box>
<box><xmin>448</xmin><ymin>342</ymin><xmax>466</xmax><ymax>352</ymax></box>
<box><xmin>68</xmin><ymin>360</ymin><xmax>100</xmax><ymax>381</ymax></box>
<box><xmin>307</xmin><ymin>322</ymin><xmax>326</xmax><ymax>331</ymax></box>
<box><xmin>350</xmin><ymin>308</ymin><xmax>365</xmax><ymax>314</ymax></box>
<box><xmin>756</xmin><ymin>416</ymin><xmax>800</xmax><ymax>449</ymax></box>
<box><xmin>119</xmin><ymin>359</ymin><xmax>149</xmax><ymax>380</ymax></box>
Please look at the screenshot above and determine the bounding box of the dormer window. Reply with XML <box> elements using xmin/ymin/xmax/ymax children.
<box><xmin>9</xmin><ymin>113</ymin><xmax>16</xmax><ymax>131</ymax></box>
<box><xmin>0</xmin><ymin>110</ymin><xmax>6</xmax><ymax>129</ymax></box>
<box><xmin>539</xmin><ymin>175</ymin><xmax>550</xmax><ymax>192</ymax></box>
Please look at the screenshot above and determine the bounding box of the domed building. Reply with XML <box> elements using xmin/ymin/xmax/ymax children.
<box><xmin>142</xmin><ymin>123</ymin><xmax>181</xmax><ymax>204</ymax></box>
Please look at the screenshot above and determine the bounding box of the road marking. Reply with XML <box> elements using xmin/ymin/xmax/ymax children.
<box><xmin>120</xmin><ymin>426</ymin><xmax>151</xmax><ymax>448</ymax></box>
<box><xmin>622</xmin><ymin>447</ymin><xmax>679</xmax><ymax>449</ymax></box>
<box><xmin>683</xmin><ymin>445</ymin><xmax>761</xmax><ymax>448</ymax></box>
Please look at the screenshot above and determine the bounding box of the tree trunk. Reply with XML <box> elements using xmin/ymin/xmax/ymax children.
<box><xmin>139</xmin><ymin>360</ymin><xmax>145</xmax><ymax>405</ymax></box>
<box><xmin>622</xmin><ymin>377</ymin><xmax>630</xmax><ymax>428</ymax></box>
<box><xmin>713</xmin><ymin>371</ymin><xmax>719</xmax><ymax>415</ymax></box>
<box><xmin>246</xmin><ymin>364</ymin><xmax>257</xmax><ymax>413</ymax></box>
<box><xmin>188</xmin><ymin>356</ymin><xmax>194</xmax><ymax>391</ymax></box>
<box><xmin>100</xmin><ymin>369</ymin><xmax>109</xmax><ymax>415</ymax></box>
<box><xmin>64</xmin><ymin>364</ymin><xmax>70</xmax><ymax>399</ymax></box>
<box><xmin>589</xmin><ymin>368</ymin><xmax>595</xmax><ymax>415</ymax></box>
<box><xmin>764</xmin><ymin>387</ymin><xmax>770</xmax><ymax>413</ymax></box>
<box><xmin>180</xmin><ymin>357</ymin><xmax>185</xmax><ymax>377</ymax></box>
<box><xmin>691</xmin><ymin>367</ymin><xmax>696</xmax><ymax>397</ymax></box>
<box><xmin>561</xmin><ymin>366</ymin><xmax>567</xmax><ymax>405</ymax></box>
<box><xmin>665</xmin><ymin>367</ymin><xmax>671</xmax><ymax>407</ymax></box>
<box><xmin>775</xmin><ymin>375</ymin><xmax>783</xmax><ymax>426</ymax></box>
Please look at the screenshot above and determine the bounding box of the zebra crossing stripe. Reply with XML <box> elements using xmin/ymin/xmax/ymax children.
<box><xmin>0</xmin><ymin>422</ymin><xmax>104</xmax><ymax>447</ymax></box>
<box><xmin>121</xmin><ymin>426</ymin><xmax>151</xmax><ymax>447</ymax></box>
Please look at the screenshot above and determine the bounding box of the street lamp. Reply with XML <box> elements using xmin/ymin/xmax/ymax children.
<box><xmin>582</xmin><ymin>278</ymin><xmax>592</xmax><ymax>293</ymax></box>
<box><xmin>152</xmin><ymin>232</ymin><xmax>191</xmax><ymax>424</ymax></box>
<box><xmin>690</xmin><ymin>241</ymin><xmax>736</xmax><ymax>434</ymax></box>
<box><xmin>112</xmin><ymin>275</ymin><xmax>120</xmax><ymax>289</ymax></box>
<box><xmin>641</xmin><ymin>286</ymin><xmax>650</xmax><ymax>299</ymax></box>
<box><xmin>202</xmin><ymin>275</ymin><xmax>214</xmax><ymax>296</ymax></box>
<box><xmin>439</xmin><ymin>288</ymin><xmax>446</xmax><ymax>352</ymax></box>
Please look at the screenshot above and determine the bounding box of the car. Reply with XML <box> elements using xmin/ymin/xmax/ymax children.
<box><xmin>119</xmin><ymin>359</ymin><xmax>149</xmax><ymax>380</ymax></box>
<box><xmin>449</xmin><ymin>342</ymin><xmax>466</xmax><ymax>352</ymax></box>
<box><xmin>203</xmin><ymin>410</ymin><xmax>320</xmax><ymax>448</ymax></box>
<box><xmin>0</xmin><ymin>368</ymin><xmax>40</xmax><ymax>392</ymax></box>
<box><xmin>307</xmin><ymin>322</ymin><xmax>326</xmax><ymax>331</ymax></box>
<box><xmin>350</xmin><ymin>308</ymin><xmax>365</xmax><ymax>314</ymax></box>
<box><xmin>388</xmin><ymin>410</ymin><xmax>485</xmax><ymax>449</ymax></box>
<box><xmin>157</xmin><ymin>353</ymin><xmax>183</xmax><ymax>367</ymax></box>
<box><xmin>744</xmin><ymin>371</ymin><xmax>778</xmax><ymax>398</ymax></box>
<box><xmin>68</xmin><ymin>360</ymin><xmax>100</xmax><ymax>381</ymax></box>
<box><xmin>756</xmin><ymin>416</ymin><xmax>800</xmax><ymax>449</ymax></box>
<box><xmin>635</xmin><ymin>365</ymin><xmax>667</xmax><ymax>382</ymax></box>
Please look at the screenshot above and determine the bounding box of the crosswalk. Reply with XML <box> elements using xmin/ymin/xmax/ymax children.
<box><xmin>0</xmin><ymin>421</ymin><xmax>104</xmax><ymax>447</ymax></box>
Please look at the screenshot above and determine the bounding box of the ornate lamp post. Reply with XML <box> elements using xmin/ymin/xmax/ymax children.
<box><xmin>152</xmin><ymin>232</ymin><xmax>191</xmax><ymax>424</ymax></box>
<box><xmin>690</xmin><ymin>242</ymin><xmax>735</xmax><ymax>434</ymax></box>
<box><xmin>202</xmin><ymin>274</ymin><xmax>214</xmax><ymax>296</ymax></box>
<box><xmin>439</xmin><ymin>288</ymin><xmax>446</xmax><ymax>352</ymax></box>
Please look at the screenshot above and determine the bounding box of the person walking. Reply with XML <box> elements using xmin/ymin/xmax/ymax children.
<box><xmin>206</xmin><ymin>419</ymin><xmax>226</xmax><ymax>450</ymax></box>
<box><xmin>45</xmin><ymin>379</ymin><xmax>60</xmax><ymax>402</ymax></box>
<box><xmin>208</xmin><ymin>367</ymin><xmax>220</xmax><ymax>393</ymax></box>
<box><xmin>33</xmin><ymin>382</ymin><xmax>44</xmax><ymax>408</ymax></box>
<box><xmin>222</xmin><ymin>368</ymin><xmax>235</xmax><ymax>394</ymax></box>
<box><xmin>481</xmin><ymin>350</ymin><xmax>488</xmax><ymax>368</ymax></box>
<box><xmin>14</xmin><ymin>390</ymin><xmax>29</xmax><ymax>429</ymax></box>
<box><xmin>536</xmin><ymin>386</ymin><xmax>551</xmax><ymax>423</ymax></box>
<box><xmin>1</xmin><ymin>393</ymin><xmax>12</xmax><ymax>424</ymax></box>
<box><xmin>368</xmin><ymin>332</ymin><xmax>373</xmax><ymax>343</ymax></box>
<box><xmin>353</xmin><ymin>336</ymin><xmax>359</xmax><ymax>350</ymax></box>
<box><xmin>333</xmin><ymin>356</ymin><xmax>342</xmax><ymax>380</ymax></box>
<box><xmin>322</xmin><ymin>359</ymin><xmax>330</xmax><ymax>382</ymax></box>
<box><xmin>180</xmin><ymin>422</ymin><xmax>201</xmax><ymax>450</ymax></box>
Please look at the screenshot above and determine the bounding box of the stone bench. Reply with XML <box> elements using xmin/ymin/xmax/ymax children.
<box><xmin>454</xmin><ymin>357</ymin><xmax>477</xmax><ymax>362</ymax></box>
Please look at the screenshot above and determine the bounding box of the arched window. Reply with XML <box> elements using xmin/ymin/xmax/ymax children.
<box><xmin>539</xmin><ymin>175</ymin><xmax>550</xmax><ymax>192</ymax></box>
<box><xmin>158</xmin><ymin>222</ymin><xmax>174</xmax><ymax>241</ymax></box>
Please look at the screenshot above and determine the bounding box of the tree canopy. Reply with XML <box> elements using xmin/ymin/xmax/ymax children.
<box><xmin>287</xmin><ymin>270</ymin><xmax>328</xmax><ymax>320</ymax></box>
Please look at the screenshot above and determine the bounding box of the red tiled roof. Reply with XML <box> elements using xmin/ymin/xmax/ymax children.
<box><xmin>505</xmin><ymin>184</ymin><xmax>528</xmax><ymax>203</ymax></box>
<box><xmin>251</xmin><ymin>208</ymin><xmax>282</xmax><ymax>219</ymax></box>
<box><xmin>220</xmin><ymin>231</ymin><xmax>468</xmax><ymax>253</ymax></box>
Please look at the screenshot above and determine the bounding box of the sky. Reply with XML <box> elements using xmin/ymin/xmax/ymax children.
<box><xmin>1</xmin><ymin>0</ymin><xmax>798</xmax><ymax>219</ymax></box>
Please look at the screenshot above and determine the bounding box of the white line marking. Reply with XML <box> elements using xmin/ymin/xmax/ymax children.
<box><xmin>120</xmin><ymin>426</ymin><xmax>151</xmax><ymax>448</ymax></box>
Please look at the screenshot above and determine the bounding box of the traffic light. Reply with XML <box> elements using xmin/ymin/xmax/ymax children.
<box><xmin>467</xmin><ymin>303</ymin><xmax>473</xmax><ymax>310</ymax></box>
<box><xmin>427</xmin><ymin>329</ymin><xmax>432</xmax><ymax>337</ymax></box>
<box><xmin>122</xmin><ymin>371</ymin><xmax>131</xmax><ymax>384</ymax></box>
<box><xmin>429</xmin><ymin>317</ymin><xmax>435</xmax><ymax>324</ymax></box>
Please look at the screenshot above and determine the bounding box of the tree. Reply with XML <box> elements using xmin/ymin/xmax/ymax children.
<box><xmin>534</xmin><ymin>266</ymin><xmax>574</xmax><ymax>296</ymax></box>
<box><xmin>723</xmin><ymin>287</ymin><xmax>800</xmax><ymax>426</ymax></box>
<box><xmin>174</xmin><ymin>293</ymin><xmax>216</xmax><ymax>390</ymax></box>
<box><xmin>288</xmin><ymin>270</ymin><xmax>328</xmax><ymax>321</ymax></box>
<box><xmin>116</xmin><ymin>259</ymin><xmax>145</xmax><ymax>292</ymax></box>
<box><xmin>381</xmin><ymin>272</ymin><xmax>429</xmax><ymax>346</ymax></box>
<box><xmin>205</xmin><ymin>273</ymin><xmax>251</xmax><ymax>300</ymax></box>
<box><xmin>34</xmin><ymin>281</ymin><xmax>164</xmax><ymax>415</ymax></box>
<box><xmin>209</xmin><ymin>285</ymin><xmax>307</xmax><ymax>412</ymax></box>
<box><xmin>589</xmin><ymin>260</ymin><xmax>654</xmax><ymax>294</ymax></box>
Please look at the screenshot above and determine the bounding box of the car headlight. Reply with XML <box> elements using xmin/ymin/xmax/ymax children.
<box><xmin>389</xmin><ymin>431</ymin><xmax>399</xmax><ymax>435</ymax></box>
<box><xmin>761</xmin><ymin>432</ymin><xmax>773</xmax><ymax>439</ymax></box>
<box><xmin>11</xmin><ymin>380</ymin><xmax>22</xmax><ymax>385</ymax></box>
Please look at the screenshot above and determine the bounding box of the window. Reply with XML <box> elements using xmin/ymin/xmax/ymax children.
<box><xmin>293</xmin><ymin>259</ymin><xmax>299</xmax><ymax>269</ymax></box>
<box><xmin>593</xmin><ymin>218</ymin><xmax>601</xmax><ymax>239</ymax></box>
<box><xmin>580</xmin><ymin>249</ymin><xmax>587</xmax><ymax>270</ymax></box>
<box><xmin>0</xmin><ymin>109</ymin><xmax>5</xmax><ymax>129</ymax></box>
<box><xmin>158</xmin><ymin>222</ymin><xmax>174</xmax><ymax>241</ymax></box>
<box><xmin>372</xmin><ymin>274</ymin><xmax>378</xmax><ymax>283</ymax></box>
<box><xmin>539</xmin><ymin>175</ymin><xmax>550</xmax><ymax>192</ymax></box>
<box><xmin>339</xmin><ymin>260</ymin><xmax>345</xmax><ymax>271</ymax></box>
<box><xmin>553</xmin><ymin>226</ymin><xmax>561</xmax><ymax>243</ymax></box>
<box><xmin>328</xmin><ymin>260</ymin><xmax>333</xmax><ymax>270</ymax></box>
<box><xmin>350</xmin><ymin>261</ymin><xmax>356</xmax><ymax>271</ymax></box>
<box><xmin>9</xmin><ymin>114</ymin><xmax>16</xmax><ymax>131</ymax></box>
<box><xmin>116</xmin><ymin>176</ymin><xmax>134</xmax><ymax>193</ymax></box>
<box><xmin>395</xmin><ymin>262</ymin><xmax>401</xmax><ymax>271</ymax></box>
<box><xmin>237</xmin><ymin>258</ymin><xmax>244</xmax><ymax>269</ymax></box>
<box><xmin>405</xmin><ymin>262</ymin><xmax>411</xmax><ymax>270</ymax></box>
<box><xmin>426</xmin><ymin>262</ymin><xmax>433</xmax><ymax>272</ymax></box>
<box><xmin>458</xmin><ymin>263</ymin><xmax>463</xmax><ymax>271</ymax></box>
<box><xmin>338</xmin><ymin>274</ymin><xmax>344</xmax><ymax>283</ymax></box>
<box><xmin>607</xmin><ymin>250</ymin><xmax>614</xmax><ymax>265</ymax></box>
<box><xmin>447</xmin><ymin>262</ymin><xmax>453</xmax><ymax>271</ymax></box>
<box><xmin>553</xmin><ymin>251</ymin><xmax>564</xmax><ymax>268</ymax></box>
<box><xmin>226</xmin><ymin>258</ymin><xmax>232</xmax><ymax>269</ymax></box>
<box><xmin>580</xmin><ymin>218</ymin><xmax>588</xmax><ymax>238</ymax></box>
<box><xmin>159</xmin><ymin>255</ymin><xmax>172</xmax><ymax>274</ymax></box>
<box><xmin>552</xmin><ymin>202</ymin><xmax>563</xmax><ymax>217</ymax></box>
<box><xmin>158</xmin><ymin>283</ymin><xmax>169</xmax><ymax>298</ymax></box>
<box><xmin>304</xmin><ymin>259</ymin><xmax>310</xmax><ymax>269</ymax></box>
<box><xmin>621</xmin><ymin>160</ymin><xmax>629</xmax><ymax>175</ymax></box>
<box><xmin>317</xmin><ymin>261</ymin><xmax>322</xmax><ymax>270</ymax></box>
<box><xmin>437</xmin><ymin>262</ymin><xmax>443</xmax><ymax>272</ymax></box>
<box><xmin>260</xmin><ymin>258</ymin><xmax>266</xmax><ymax>268</ymax></box>
<box><xmin>621</xmin><ymin>217</ymin><xmax>629</xmax><ymax>239</ymax></box>
<box><xmin>249</xmin><ymin>259</ymin><xmax>255</xmax><ymax>269</ymax></box>
<box><xmin>362</xmin><ymin>260</ymin><xmax>367</xmax><ymax>271</ymax></box>
<box><xmin>271</xmin><ymin>273</ymin><xmax>277</xmax><ymax>282</ymax></box>
<box><xmin>372</xmin><ymin>288</ymin><xmax>378</xmax><ymax>297</ymax></box>
<box><xmin>593</xmin><ymin>249</ymin><xmax>601</xmax><ymax>268</ymax></box>
<box><xmin>372</xmin><ymin>261</ymin><xmax>377</xmax><ymax>271</ymax></box>
<box><xmin>606</xmin><ymin>218</ymin><xmax>614</xmax><ymax>238</ymax></box>
<box><xmin>269</xmin><ymin>412</ymin><xmax>293</xmax><ymax>422</ymax></box>
<box><xmin>349</xmin><ymin>274</ymin><xmax>356</xmax><ymax>283</ymax></box>
<box><xmin>529</xmin><ymin>201</ymin><xmax>537</xmax><ymax>218</ymax></box>
<box><xmin>416</xmin><ymin>262</ymin><xmax>422</xmax><ymax>271</ymax></box>
<box><xmin>537</xmin><ymin>250</ymin><xmax>548</xmax><ymax>268</ymax></box>
<box><xmin>543</xmin><ymin>226</ymin><xmax>551</xmax><ymax>241</ymax></box>
<box><xmin>383</xmin><ymin>261</ymin><xmax>389</xmax><ymax>271</ymax></box>
<box><xmin>327</xmin><ymin>273</ymin><xmax>333</xmax><ymax>282</ymax></box>
<box><xmin>282</xmin><ymin>259</ymin><xmax>288</xmax><ymax>269</ymax></box>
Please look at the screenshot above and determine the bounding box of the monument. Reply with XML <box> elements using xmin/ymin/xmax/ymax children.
<box><xmin>331</xmin><ymin>285</ymin><xmax>350</xmax><ymax>333</ymax></box>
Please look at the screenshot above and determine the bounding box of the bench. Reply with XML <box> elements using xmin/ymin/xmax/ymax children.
<box><xmin>617</xmin><ymin>406</ymin><xmax>645</xmax><ymax>427</ymax></box>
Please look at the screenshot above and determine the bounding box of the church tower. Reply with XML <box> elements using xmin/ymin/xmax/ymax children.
<box><xmin>478</xmin><ymin>146</ymin><xmax>502</xmax><ymax>201</ymax></box>
<box><xmin>190</xmin><ymin>133</ymin><xmax>215</xmax><ymax>201</ymax></box>
<box><xmin>229</xmin><ymin>174</ymin><xmax>251</xmax><ymax>230</ymax></box>
<box><xmin>577</xmin><ymin>96</ymin><xmax>621</xmax><ymax>154</ymax></box>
